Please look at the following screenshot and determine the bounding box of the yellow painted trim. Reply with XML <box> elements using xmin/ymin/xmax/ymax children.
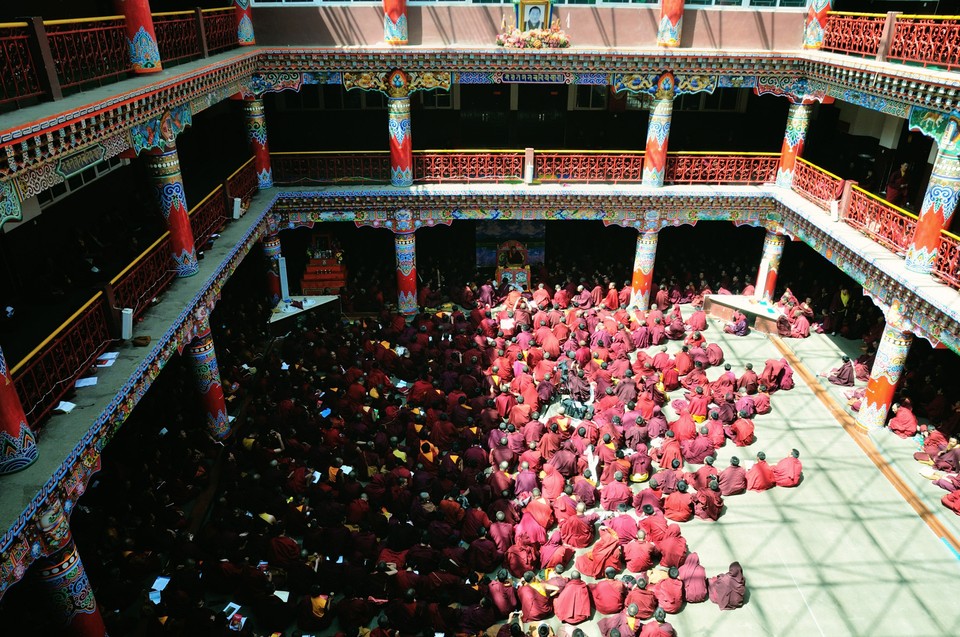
<box><xmin>0</xmin><ymin>22</ymin><xmax>29</xmax><ymax>28</ymax></box>
<box><xmin>151</xmin><ymin>10</ymin><xmax>196</xmax><ymax>18</ymax></box>
<box><xmin>225</xmin><ymin>156</ymin><xmax>255</xmax><ymax>182</ymax></box>
<box><xmin>942</xmin><ymin>229</ymin><xmax>960</xmax><ymax>241</ymax></box>
<box><xmin>110</xmin><ymin>232</ymin><xmax>171</xmax><ymax>285</ymax></box>
<box><xmin>43</xmin><ymin>15</ymin><xmax>124</xmax><ymax>26</ymax></box>
<box><xmin>899</xmin><ymin>14</ymin><xmax>960</xmax><ymax>20</ymax></box>
<box><xmin>415</xmin><ymin>149</ymin><xmax>525</xmax><ymax>154</ymax></box>
<box><xmin>667</xmin><ymin>151</ymin><xmax>779</xmax><ymax>157</ymax></box>
<box><xmin>10</xmin><ymin>292</ymin><xmax>104</xmax><ymax>376</ymax></box>
<box><xmin>797</xmin><ymin>157</ymin><xmax>844</xmax><ymax>181</ymax></box>
<box><xmin>533</xmin><ymin>149</ymin><xmax>643</xmax><ymax>155</ymax></box>
<box><xmin>201</xmin><ymin>7</ymin><xmax>235</xmax><ymax>14</ymax></box>
<box><xmin>826</xmin><ymin>11</ymin><xmax>886</xmax><ymax>18</ymax></box>
<box><xmin>851</xmin><ymin>184</ymin><xmax>919</xmax><ymax>220</ymax></box>
<box><xmin>188</xmin><ymin>184</ymin><xmax>224</xmax><ymax>217</ymax></box>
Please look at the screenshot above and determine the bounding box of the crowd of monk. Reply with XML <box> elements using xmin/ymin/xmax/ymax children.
<box><xmin>103</xmin><ymin>273</ymin><xmax>810</xmax><ymax>637</ymax></box>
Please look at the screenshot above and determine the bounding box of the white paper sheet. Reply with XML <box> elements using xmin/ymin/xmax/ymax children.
<box><xmin>75</xmin><ymin>377</ymin><xmax>98</xmax><ymax>388</ymax></box>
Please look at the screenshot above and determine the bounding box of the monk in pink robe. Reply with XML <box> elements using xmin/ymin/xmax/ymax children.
<box><xmin>560</xmin><ymin>506</ymin><xmax>599</xmax><ymax>548</ymax></box>
<box><xmin>590</xmin><ymin>569</ymin><xmax>627</xmax><ymax>615</ymax></box>
<box><xmin>575</xmin><ymin>527</ymin><xmax>623</xmax><ymax>577</ymax></box>
<box><xmin>708</xmin><ymin>562</ymin><xmax>746</xmax><ymax>610</ymax></box>
<box><xmin>678</xmin><ymin>552</ymin><xmax>708</xmax><ymax>603</ymax></box>
<box><xmin>653</xmin><ymin>567</ymin><xmax>683</xmax><ymax>613</ymax></box>
<box><xmin>772</xmin><ymin>449</ymin><xmax>803</xmax><ymax>487</ymax></box>
<box><xmin>746</xmin><ymin>452</ymin><xmax>776</xmax><ymax>491</ymax></box>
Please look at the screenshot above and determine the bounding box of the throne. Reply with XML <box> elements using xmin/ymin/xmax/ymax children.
<box><xmin>495</xmin><ymin>240</ymin><xmax>531</xmax><ymax>290</ymax></box>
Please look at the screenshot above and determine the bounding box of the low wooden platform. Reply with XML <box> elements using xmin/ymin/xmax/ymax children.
<box><xmin>702</xmin><ymin>294</ymin><xmax>783</xmax><ymax>335</ymax></box>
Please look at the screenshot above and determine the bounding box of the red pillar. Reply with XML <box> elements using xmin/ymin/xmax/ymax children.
<box><xmin>116</xmin><ymin>0</ymin><xmax>162</xmax><ymax>74</ymax></box>
<box><xmin>186</xmin><ymin>318</ymin><xmax>230</xmax><ymax>439</ymax></box>
<box><xmin>243</xmin><ymin>98</ymin><xmax>273</xmax><ymax>189</ymax></box>
<box><xmin>388</xmin><ymin>91</ymin><xmax>413</xmax><ymax>186</ymax></box>
<box><xmin>905</xmin><ymin>120</ymin><xmax>960</xmax><ymax>274</ymax></box>
<box><xmin>775</xmin><ymin>102</ymin><xmax>812</xmax><ymax>188</ymax></box>
<box><xmin>234</xmin><ymin>0</ymin><xmax>256</xmax><ymax>46</ymax></box>
<box><xmin>642</xmin><ymin>73</ymin><xmax>675</xmax><ymax>187</ymax></box>
<box><xmin>803</xmin><ymin>0</ymin><xmax>832</xmax><ymax>49</ymax></box>
<box><xmin>855</xmin><ymin>302</ymin><xmax>913</xmax><ymax>430</ymax></box>
<box><xmin>262</xmin><ymin>233</ymin><xmax>282</xmax><ymax>308</ymax></box>
<box><xmin>657</xmin><ymin>0</ymin><xmax>684</xmax><ymax>47</ymax></box>
<box><xmin>144</xmin><ymin>145</ymin><xmax>199</xmax><ymax>278</ymax></box>
<box><xmin>0</xmin><ymin>346</ymin><xmax>38</xmax><ymax>475</ymax></box>
<box><xmin>383</xmin><ymin>0</ymin><xmax>408</xmax><ymax>45</ymax></box>
<box><xmin>34</xmin><ymin>499</ymin><xmax>107</xmax><ymax>637</ymax></box>
<box><xmin>395</xmin><ymin>230</ymin><xmax>417</xmax><ymax>315</ymax></box>
<box><xmin>755</xmin><ymin>230</ymin><xmax>785</xmax><ymax>302</ymax></box>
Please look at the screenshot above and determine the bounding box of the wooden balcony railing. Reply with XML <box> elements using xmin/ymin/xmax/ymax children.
<box><xmin>153</xmin><ymin>11</ymin><xmax>202</xmax><ymax>66</ymax></box>
<box><xmin>821</xmin><ymin>12</ymin><xmax>886</xmax><ymax>58</ymax></box>
<box><xmin>888</xmin><ymin>14</ymin><xmax>960</xmax><ymax>71</ymax></box>
<box><xmin>536</xmin><ymin>151</ymin><xmax>643</xmax><ymax>184</ymax></box>
<box><xmin>0</xmin><ymin>23</ymin><xmax>44</xmax><ymax>109</ymax></box>
<box><xmin>665</xmin><ymin>152</ymin><xmax>779</xmax><ymax>184</ymax></box>
<box><xmin>44</xmin><ymin>16</ymin><xmax>131</xmax><ymax>90</ymax></box>
<box><xmin>842</xmin><ymin>185</ymin><xmax>916</xmax><ymax>255</ymax></box>
<box><xmin>202</xmin><ymin>7</ymin><xmax>236</xmax><ymax>54</ymax></box>
<box><xmin>226</xmin><ymin>156</ymin><xmax>259</xmax><ymax>206</ymax></box>
<box><xmin>934</xmin><ymin>230</ymin><xmax>960</xmax><ymax>289</ymax></box>
<box><xmin>791</xmin><ymin>158</ymin><xmax>844</xmax><ymax>209</ymax></box>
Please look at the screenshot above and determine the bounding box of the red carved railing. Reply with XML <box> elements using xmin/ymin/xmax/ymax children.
<box><xmin>0</xmin><ymin>23</ymin><xmax>44</xmax><ymax>107</ymax></box>
<box><xmin>842</xmin><ymin>186</ymin><xmax>916</xmax><ymax>255</ymax></box>
<box><xmin>888</xmin><ymin>15</ymin><xmax>960</xmax><ymax>71</ymax></box>
<box><xmin>665</xmin><ymin>153</ymin><xmax>779</xmax><ymax>184</ymax></box>
<box><xmin>202</xmin><ymin>7</ymin><xmax>236</xmax><ymax>53</ymax></box>
<box><xmin>792</xmin><ymin>158</ymin><xmax>844</xmax><ymax>210</ymax></box>
<box><xmin>536</xmin><ymin>152</ymin><xmax>644</xmax><ymax>184</ymax></box>
<box><xmin>190</xmin><ymin>185</ymin><xmax>228</xmax><ymax>248</ymax></box>
<box><xmin>152</xmin><ymin>11</ymin><xmax>201</xmax><ymax>66</ymax></box>
<box><xmin>415</xmin><ymin>151</ymin><xmax>524</xmax><ymax>183</ymax></box>
<box><xmin>821</xmin><ymin>12</ymin><xmax>885</xmax><ymax>57</ymax></box>
<box><xmin>934</xmin><ymin>230</ymin><xmax>960</xmax><ymax>289</ymax></box>
<box><xmin>44</xmin><ymin>17</ymin><xmax>131</xmax><ymax>90</ymax></box>
<box><xmin>112</xmin><ymin>234</ymin><xmax>176</xmax><ymax>320</ymax></box>
<box><xmin>272</xmin><ymin>152</ymin><xmax>392</xmax><ymax>185</ymax></box>
<box><xmin>226</xmin><ymin>157</ymin><xmax>259</xmax><ymax>205</ymax></box>
<box><xmin>10</xmin><ymin>293</ymin><xmax>112</xmax><ymax>425</ymax></box>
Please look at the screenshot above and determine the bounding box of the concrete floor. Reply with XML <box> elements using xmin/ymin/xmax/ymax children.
<box><xmin>575</xmin><ymin>318</ymin><xmax>960</xmax><ymax>637</ymax></box>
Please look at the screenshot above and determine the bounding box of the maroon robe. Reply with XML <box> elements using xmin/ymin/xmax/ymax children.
<box><xmin>560</xmin><ymin>513</ymin><xmax>598</xmax><ymax>548</ymax></box>
<box><xmin>678</xmin><ymin>552</ymin><xmax>708</xmax><ymax>603</ymax></box>
<box><xmin>653</xmin><ymin>577</ymin><xmax>683</xmax><ymax>613</ymax></box>
<box><xmin>888</xmin><ymin>405</ymin><xmax>918</xmax><ymax>438</ymax></box>
<box><xmin>574</xmin><ymin>527</ymin><xmax>623</xmax><ymax>577</ymax></box>
<box><xmin>517</xmin><ymin>582</ymin><xmax>554</xmax><ymax>621</ymax></box>
<box><xmin>625</xmin><ymin>586</ymin><xmax>658</xmax><ymax>619</ymax></box>
<box><xmin>772</xmin><ymin>456</ymin><xmax>802</xmax><ymax>487</ymax></box>
<box><xmin>708</xmin><ymin>562</ymin><xmax>746</xmax><ymax>610</ymax></box>
<box><xmin>488</xmin><ymin>580</ymin><xmax>519</xmax><ymax>617</ymax></box>
<box><xmin>624</xmin><ymin>539</ymin><xmax>659</xmax><ymax>573</ymax></box>
<box><xmin>590</xmin><ymin>578</ymin><xmax>627</xmax><ymax>615</ymax></box>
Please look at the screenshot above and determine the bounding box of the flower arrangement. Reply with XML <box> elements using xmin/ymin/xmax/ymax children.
<box><xmin>497</xmin><ymin>17</ymin><xmax>570</xmax><ymax>49</ymax></box>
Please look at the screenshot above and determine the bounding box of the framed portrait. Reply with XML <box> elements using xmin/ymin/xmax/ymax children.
<box><xmin>518</xmin><ymin>0</ymin><xmax>551</xmax><ymax>31</ymax></box>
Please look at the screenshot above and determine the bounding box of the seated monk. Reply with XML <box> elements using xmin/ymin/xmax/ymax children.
<box><xmin>825</xmin><ymin>356</ymin><xmax>855</xmax><ymax>387</ymax></box>
<box><xmin>772</xmin><ymin>449</ymin><xmax>803</xmax><ymax>487</ymax></box>
<box><xmin>574</xmin><ymin>526</ymin><xmax>624</xmax><ymax>577</ymax></box>
<box><xmin>708</xmin><ymin>561</ymin><xmax>746</xmax><ymax>610</ymax></box>
<box><xmin>942</xmin><ymin>489</ymin><xmax>960</xmax><ymax>516</ymax></box>
<box><xmin>624</xmin><ymin>529</ymin><xmax>660</xmax><ymax>574</ymax></box>
<box><xmin>517</xmin><ymin>571</ymin><xmax>556</xmax><ymax>622</ymax></box>
<box><xmin>624</xmin><ymin>576</ymin><xmax>658</xmax><ymax>620</ymax></box>
<box><xmin>652</xmin><ymin>566</ymin><xmax>683</xmax><ymax>613</ymax></box>
<box><xmin>718</xmin><ymin>456</ymin><xmax>747</xmax><ymax>496</ymax></box>
<box><xmin>590</xmin><ymin>567</ymin><xmax>627</xmax><ymax>615</ymax></box>
<box><xmin>598</xmin><ymin>602</ymin><xmax>643</xmax><ymax>637</ymax></box>
<box><xmin>887</xmin><ymin>401</ymin><xmax>918</xmax><ymax>439</ymax></box>
<box><xmin>554</xmin><ymin>570</ymin><xmax>592</xmax><ymax>625</ymax></box>
<box><xmin>559</xmin><ymin>502</ymin><xmax>599</xmax><ymax>548</ymax></box>
<box><xmin>638</xmin><ymin>607</ymin><xmax>677</xmax><ymax>637</ymax></box>
<box><xmin>746</xmin><ymin>452</ymin><xmax>776</xmax><ymax>491</ymax></box>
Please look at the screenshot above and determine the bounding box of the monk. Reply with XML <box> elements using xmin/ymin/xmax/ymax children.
<box><xmin>942</xmin><ymin>489</ymin><xmax>960</xmax><ymax>516</ymax></box>
<box><xmin>694</xmin><ymin>481</ymin><xmax>724</xmax><ymax>520</ymax></box>
<box><xmin>598</xmin><ymin>603</ymin><xmax>643</xmax><ymax>637</ymax></box>
<box><xmin>560</xmin><ymin>502</ymin><xmax>599</xmax><ymax>548</ymax></box>
<box><xmin>601</xmin><ymin>472</ymin><xmax>634</xmax><ymax>511</ymax></box>
<box><xmin>737</xmin><ymin>363</ymin><xmax>759</xmax><ymax>394</ymax></box>
<box><xmin>488</xmin><ymin>570</ymin><xmax>519</xmax><ymax>617</ymax></box>
<box><xmin>624</xmin><ymin>577</ymin><xmax>658</xmax><ymax>619</ymax></box>
<box><xmin>887</xmin><ymin>401</ymin><xmax>918</xmax><ymax>438</ymax></box>
<box><xmin>678</xmin><ymin>551</ymin><xmax>708</xmax><ymax>603</ymax></box>
<box><xmin>772</xmin><ymin>449</ymin><xmax>803</xmax><ymax>487</ymax></box>
<box><xmin>653</xmin><ymin>566</ymin><xmax>683</xmax><ymax>613</ymax></box>
<box><xmin>725</xmin><ymin>412</ymin><xmax>755</xmax><ymax>447</ymax></box>
<box><xmin>746</xmin><ymin>452</ymin><xmax>776</xmax><ymax>491</ymax></box>
<box><xmin>575</xmin><ymin>526</ymin><xmax>624</xmax><ymax>577</ymax></box>
<box><xmin>624</xmin><ymin>529</ymin><xmax>659</xmax><ymax>574</ymax></box>
<box><xmin>718</xmin><ymin>457</ymin><xmax>747</xmax><ymax>496</ymax></box>
<box><xmin>663</xmin><ymin>481</ymin><xmax>694</xmax><ymax>522</ymax></box>
<box><xmin>517</xmin><ymin>571</ymin><xmax>555</xmax><ymax>622</ymax></box>
<box><xmin>638</xmin><ymin>608</ymin><xmax>676</xmax><ymax>637</ymax></box>
<box><xmin>826</xmin><ymin>356</ymin><xmax>855</xmax><ymax>387</ymax></box>
<box><xmin>708</xmin><ymin>562</ymin><xmax>746</xmax><ymax>610</ymax></box>
<box><xmin>590</xmin><ymin>567</ymin><xmax>627</xmax><ymax>615</ymax></box>
<box><xmin>554</xmin><ymin>571</ymin><xmax>592</xmax><ymax>625</ymax></box>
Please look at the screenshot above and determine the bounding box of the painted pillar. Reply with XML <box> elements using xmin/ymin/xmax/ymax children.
<box><xmin>803</xmin><ymin>0</ymin><xmax>832</xmax><ymax>49</ymax></box>
<box><xmin>144</xmin><ymin>145</ymin><xmax>200</xmax><ymax>278</ymax></box>
<box><xmin>186</xmin><ymin>318</ymin><xmax>230</xmax><ymax>439</ymax></box>
<box><xmin>642</xmin><ymin>74</ymin><xmax>675</xmax><ymax>188</ymax></box>
<box><xmin>388</xmin><ymin>94</ymin><xmax>413</xmax><ymax>187</ymax></box>
<box><xmin>117</xmin><ymin>0</ymin><xmax>161</xmax><ymax>74</ymax></box>
<box><xmin>395</xmin><ymin>230</ymin><xmax>418</xmax><ymax>316</ymax></box>
<box><xmin>775</xmin><ymin>102</ymin><xmax>813</xmax><ymax>188</ymax></box>
<box><xmin>905</xmin><ymin>120</ymin><xmax>960</xmax><ymax>274</ymax></box>
<box><xmin>234</xmin><ymin>0</ymin><xmax>256</xmax><ymax>46</ymax></box>
<box><xmin>630</xmin><ymin>231</ymin><xmax>659</xmax><ymax>310</ymax></box>
<box><xmin>0</xmin><ymin>346</ymin><xmax>38</xmax><ymax>475</ymax></box>
<box><xmin>855</xmin><ymin>304</ymin><xmax>913</xmax><ymax>430</ymax></box>
<box><xmin>243</xmin><ymin>98</ymin><xmax>273</xmax><ymax>190</ymax></box>
<box><xmin>657</xmin><ymin>0</ymin><xmax>684</xmax><ymax>47</ymax></box>
<box><xmin>754</xmin><ymin>231</ymin><xmax>786</xmax><ymax>302</ymax></box>
<box><xmin>262</xmin><ymin>233</ymin><xmax>282</xmax><ymax>308</ymax></box>
<box><xmin>34</xmin><ymin>499</ymin><xmax>107</xmax><ymax>637</ymax></box>
<box><xmin>383</xmin><ymin>0</ymin><xmax>408</xmax><ymax>45</ymax></box>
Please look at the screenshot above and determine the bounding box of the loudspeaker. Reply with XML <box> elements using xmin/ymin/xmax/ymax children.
<box><xmin>232</xmin><ymin>197</ymin><xmax>243</xmax><ymax>219</ymax></box>
<box><xmin>278</xmin><ymin>256</ymin><xmax>290</xmax><ymax>300</ymax></box>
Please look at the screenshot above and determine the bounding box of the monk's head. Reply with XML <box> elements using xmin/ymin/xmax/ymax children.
<box><xmin>605</xmin><ymin>567</ymin><xmax>618</xmax><ymax>580</ymax></box>
<box><xmin>757</xmin><ymin>451</ymin><xmax>766</xmax><ymax>461</ymax></box>
<box><xmin>496</xmin><ymin>511</ymin><xmax>505</xmax><ymax>522</ymax></box>
<box><xmin>523</xmin><ymin>571</ymin><xmax>535</xmax><ymax>582</ymax></box>
<box><xmin>614</xmin><ymin>471</ymin><xmax>624</xmax><ymax>482</ymax></box>
<box><xmin>677</xmin><ymin>480</ymin><xmax>688</xmax><ymax>493</ymax></box>
<box><xmin>648</xmin><ymin>477</ymin><xmax>658</xmax><ymax>489</ymax></box>
<box><xmin>792</xmin><ymin>449</ymin><xmax>800</xmax><ymax>458</ymax></box>
<box><xmin>710</xmin><ymin>480</ymin><xmax>720</xmax><ymax>492</ymax></box>
<box><xmin>705</xmin><ymin>455</ymin><xmax>714</xmax><ymax>466</ymax></box>
<box><xmin>668</xmin><ymin>566</ymin><xmax>680</xmax><ymax>579</ymax></box>
<box><xmin>642</xmin><ymin>504</ymin><xmax>655</xmax><ymax>515</ymax></box>
<box><xmin>570</xmin><ymin>570</ymin><xmax>582</xmax><ymax>580</ymax></box>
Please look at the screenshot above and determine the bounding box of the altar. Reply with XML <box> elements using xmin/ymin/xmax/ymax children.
<box><xmin>495</xmin><ymin>240</ymin><xmax>531</xmax><ymax>289</ymax></box>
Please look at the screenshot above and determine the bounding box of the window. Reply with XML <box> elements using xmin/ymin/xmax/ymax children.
<box><xmin>277</xmin><ymin>85</ymin><xmax>386</xmax><ymax>111</ymax></box>
<box><xmin>571</xmin><ymin>85</ymin><xmax>608</xmax><ymax>110</ymax></box>
<box><xmin>420</xmin><ymin>88</ymin><xmax>454</xmax><ymax>109</ymax></box>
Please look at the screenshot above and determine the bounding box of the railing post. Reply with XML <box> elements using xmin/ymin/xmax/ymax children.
<box><xmin>876</xmin><ymin>11</ymin><xmax>901</xmax><ymax>63</ymax></box>
<box><xmin>839</xmin><ymin>179</ymin><xmax>857</xmax><ymax>221</ymax></box>
<box><xmin>22</xmin><ymin>16</ymin><xmax>62</xmax><ymax>101</ymax></box>
<box><xmin>524</xmin><ymin>147</ymin><xmax>535</xmax><ymax>184</ymax></box>
<box><xmin>194</xmin><ymin>7</ymin><xmax>209</xmax><ymax>58</ymax></box>
<box><xmin>102</xmin><ymin>283</ymin><xmax>122</xmax><ymax>338</ymax></box>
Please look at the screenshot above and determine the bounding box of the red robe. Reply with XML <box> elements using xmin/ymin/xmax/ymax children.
<box><xmin>560</xmin><ymin>513</ymin><xmax>598</xmax><ymax>548</ymax></box>
<box><xmin>746</xmin><ymin>460</ymin><xmax>776</xmax><ymax>491</ymax></box>
<box><xmin>590</xmin><ymin>579</ymin><xmax>627</xmax><ymax>615</ymax></box>
<box><xmin>772</xmin><ymin>456</ymin><xmax>802</xmax><ymax>487</ymax></box>
<box><xmin>554</xmin><ymin>579</ymin><xmax>592</xmax><ymax>625</ymax></box>
<box><xmin>624</xmin><ymin>540</ymin><xmax>659</xmax><ymax>573</ymax></box>
<box><xmin>888</xmin><ymin>406</ymin><xmax>918</xmax><ymax>438</ymax></box>
<box><xmin>653</xmin><ymin>577</ymin><xmax>683</xmax><ymax>613</ymax></box>
<box><xmin>574</xmin><ymin>527</ymin><xmax>623</xmax><ymax>577</ymax></box>
<box><xmin>663</xmin><ymin>492</ymin><xmax>694</xmax><ymax>522</ymax></box>
<box><xmin>517</xmin><ymin>582</ymin><xmax>554</xmax><ymax>621</ymax></box>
